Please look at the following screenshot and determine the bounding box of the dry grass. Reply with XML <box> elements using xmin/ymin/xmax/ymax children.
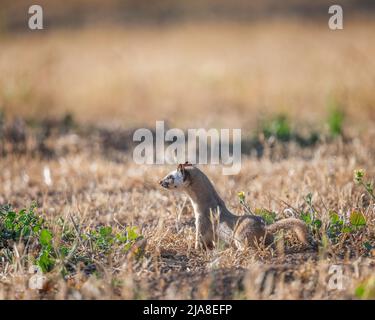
<box><xmin>0</xmin><ymin>123</ymin><xmax>374</xmax><ymax>299</ymax></box>
<box><xmin>1</xmin><ymin>19</ymin><xmax>375</xmax><ymax>300</ymax></box>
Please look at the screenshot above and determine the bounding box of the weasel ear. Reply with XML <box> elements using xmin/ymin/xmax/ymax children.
<box><xmin>177</xmin><ymin>163</ymin><xmax>190</xmax><ymax>182</ymax></box>
<box><xmin>182</xmin><ymin>169</ymin><xmax>189</xmax><ymax>182</ymax></box>
<box><xmin>177</xmin><ymin>163</ymin><xmax>189</xmax><ymax>180</ymax></box>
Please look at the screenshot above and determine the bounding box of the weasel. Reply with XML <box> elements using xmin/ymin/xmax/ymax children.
<box><xmin>159</xmin><ymin>163</ymin><xmax>309</xmax><ymax>250</ymax></box>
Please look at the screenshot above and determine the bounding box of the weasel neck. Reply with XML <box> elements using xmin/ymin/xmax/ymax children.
<box><xmin>184</xmin><ymin>171</ymin><xmax>235</xmax><ymax>225</ymax></box>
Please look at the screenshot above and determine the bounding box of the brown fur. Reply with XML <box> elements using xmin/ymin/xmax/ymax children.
<box><xmin>161</xmin><ymin>165</ymin><xmax>309</xmax><ymax>250</ymax></box>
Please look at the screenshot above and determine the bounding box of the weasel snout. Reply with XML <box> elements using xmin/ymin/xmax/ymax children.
<box><xmin>159</xmin><ymin>169</ymin><xmax>185</xmax><ymax>189</ymax></box>
<box><xmin>159</xmin><ymin>179</ymin><xmax>170</xmax><ymax>189</ymax></box>
<box><xmin>159</xmin><ymin>179</ymin><xmax>167</xmax><ymax>187</ymax></box>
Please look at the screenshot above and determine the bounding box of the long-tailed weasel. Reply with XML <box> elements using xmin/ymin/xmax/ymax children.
<box><xmin>159</xmin><ymin>163</ymin><xmax>309</xmax><ymax>250</ymax></box>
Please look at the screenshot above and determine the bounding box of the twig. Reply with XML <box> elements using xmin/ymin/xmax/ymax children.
<box><xmin>68</xmin><ymin>211</ymin><xmax>85</xmax><ymax>247</ymax></box>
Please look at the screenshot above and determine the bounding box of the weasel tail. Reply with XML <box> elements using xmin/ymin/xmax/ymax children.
<box><xmin>159</xmin><ymin>163</ymin><xmax>310</xmax><ymax>251</ymax></box>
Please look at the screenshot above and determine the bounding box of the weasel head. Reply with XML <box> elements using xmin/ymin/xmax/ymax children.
<box><xmin>159</xmin><ymin>162</ymin><xmax>193</xmax><ymax>190</ymax></box>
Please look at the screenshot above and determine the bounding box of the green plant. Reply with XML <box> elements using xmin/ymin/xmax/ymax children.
<box><xmin>262</xmin><ymin>114</ymin><xmax>291</xmax><ymax>141</ymax></box>
<box><xmin>237</xmin><ymin>191</ymin><xmax>276</xmax><ymax>224</ymax></box>
<box><xmin>0</xmin><ymin>203</ymin><xmax>143</xmax><ymax>275</ymax></box>
<box><xmin>349</xmin><ymin>211</ymin><xmax>367</xmax><ymax>227</ymax></box>
<box><xmin>0</xmin><ymin>203</ymin><xmax>55</xmax><ymax>272</ymax></box>
<box><xmin>355</xmin><ymin>276</ymin><xmax>375</xmax><ymax>299</ymax></box>
<box><xmin>85</xmin><ymin>225</ymin><xmax>142</xmax><ymax>253</ymax></box>
<box><xmin>327</xmin><ymin>103</ymin><xmax>345</xmax><ymax>137</ymax></box>
<box><xmin>299</xmin><ymin>191</ymin><xmax>367</xmax><ymax>245</ymax></box>
<box><xmin>37</xmin><ymin>229</ymin><xmax>55</xmax><ymax>272</ymax></box>
<box><xmin>327</xmin><ymin>210</ymin><xmax>366</xmax><ymax>242</ymax></box>
<box><xmin>300</xmin><ymin>193</ymin><xmax>322</xmax><ymax>231</ymax></box>
<box><xmin>0</xmin><ymin>203</ymin><xmax>44</xmax><ymax>242</ymax></box>
<box><xmin>237</xmin><ymin>191</ymin><xmax>253</xmax><ymax>214</ymax></box>
<box><xmin>254</xmin><ymin>208</ymin><xmax>276</xmax><ymax>225</ymax></box>
<box><xmin>354</xmin><ymin>169</ymin><xmax>375</xmax><ymax>201</ymax></box>
<box><xmin>327</xmin><ymin>211</ymin><xmax>344</xmax><ymax>239</ymax></box>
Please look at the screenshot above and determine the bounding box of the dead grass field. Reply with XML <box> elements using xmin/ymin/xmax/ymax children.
<box><xmin>0</xmin><ymin>122</ymin><xmax>374</xmax><ymax>299</ymax></box>
<box><xmin>0</xmin><ymin>19</ymin><xmax>375</xmax><ymax>300</ymax></box>
<box><xmin>1</xmin><ymin>19</ymin><xmax>375</xmax><ymax>129</ymax></box>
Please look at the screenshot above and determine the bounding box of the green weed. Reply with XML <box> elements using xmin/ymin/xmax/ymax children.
<box><xmin>238</xmin><ymin>191</ymin><xmax>276</xmax><ymax>224</ymax></box>
<box><xmin>262</xmin><ymin>114</ymin><xmax>291</xmax><ymax>141</ymax></box>
<box><xmin>327</xmin><ymin>101</ymin><xmax>345</xmax><ymax>137</ymax></box>
<box><xmin>354</xmin><ymin>169</ymin><xmax>375</xmax><ymax>201</ymax></box>
<box><xmin>0</xmin><ymin>204</ymin><xmax>143</xmax><ymax>274</ymax></box>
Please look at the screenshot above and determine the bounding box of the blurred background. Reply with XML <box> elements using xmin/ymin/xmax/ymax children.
<box><xmin>1</xmin><ymin>1</ymin><xmax>375</xmax><ymax>300</ymax></box>
<box><xmin>1</xmin><ymin>0</ymin><xmax>375</xmax><ymax>132</ymax></box>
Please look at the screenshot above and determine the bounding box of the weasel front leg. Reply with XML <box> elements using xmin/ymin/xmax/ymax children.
<box><xmin>195</xmin><ymin>214</ymin><xmax>214</xmax><ymax>250</ymax></box>
<box><xmin>195</xmin><ymin>215</ymin><xmax>207</xmax><ymax>250</ymax></box>
<box><xmin>194</xmin><ymin>216</ymin><xmax>200</xmax><ymax>249</ymax></box>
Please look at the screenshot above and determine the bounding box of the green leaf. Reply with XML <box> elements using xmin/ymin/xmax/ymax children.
<box><xmin>124</xmin><ymin>242</ymin><xmax>132</xmax><ymax>252</ymax></box>
<box><xmin>37</xmin><ymin>249</ymin><xmax>54</xmax><ymax>273</ymax></box>
<box><xmin>21</xmin><ymin>225</ymin><xmax>31</xmax><ymax>237</ymax></box>
<box><xmin>254</xmin><ymin>208</ymin><xmax>276</xmax><ymax>225</ymax></box>
<box><xmin>313</xmin><ymin>219</ymin><xmax>322</xmax><ymax>229</ymax></box>
<box><xmin>300</xmin><ymin>212</ymin><xmax>312</xmax><ymax>224</ymax></box>
<box><xmin>355</xmin><ymin>285</ymin><xmax>365</xmax><ymax>299</ymax></box>
<box><xmin>349</xmin><ymin>211</ymin><xmax>366</xmax><ymax>227</ymax></box>
<box><xmin>354</xmin><ymin>169</ymin><xmax>365</xmax><ymax>184</ymax></box>
<box><xmin>59</xmin><ymin>246</ymin><xmax>70</xmax><ymax>257</ymax></box>
<box><xmin>39</xmin><ymin>229</ymin><xmax>53</xmax><ymax>247</ymax></box>
<box><xmin>327</xmin><ymin>105</ymin><xmax>344</xmax><ymax>137</ymax></box>
<box><xmin>329</xmin><ymin>211</ymin><xmax>340</xmax><ymax>224</ymax></box>
<box><xmin>5</xmin><ymin>211</ymin><xmax>16</xmax><ymax>228</ymax></box>
<box><xmin>126</xmin><ymin>226</ymin><xmax>140</xmax><ymax>241</ymax></box>
<box><xmin>115</xmin><ymin>233</ymin><xmax>128</xmax><ymax>243</ymax></box>
<box><xmin>99</xmin><ymin>226</ymin><xmax>112</xmax><ymax>238</ymax></box>
<box><xmin>342</xmin><ymin>226</ymin><xmax>353</xmax><ymax>233</ymax></box>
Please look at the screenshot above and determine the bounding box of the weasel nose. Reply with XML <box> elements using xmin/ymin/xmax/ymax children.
<box><xmin>159</xmin><ymin>180</ymin><xmax>168</xmax><ymax>188</ymax></box>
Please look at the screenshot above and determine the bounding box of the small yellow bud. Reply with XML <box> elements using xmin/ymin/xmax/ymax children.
<box><xmin>237</xmin><ymin>191</ymin><xmax>245</xmax><ymax>202</ymax></box>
